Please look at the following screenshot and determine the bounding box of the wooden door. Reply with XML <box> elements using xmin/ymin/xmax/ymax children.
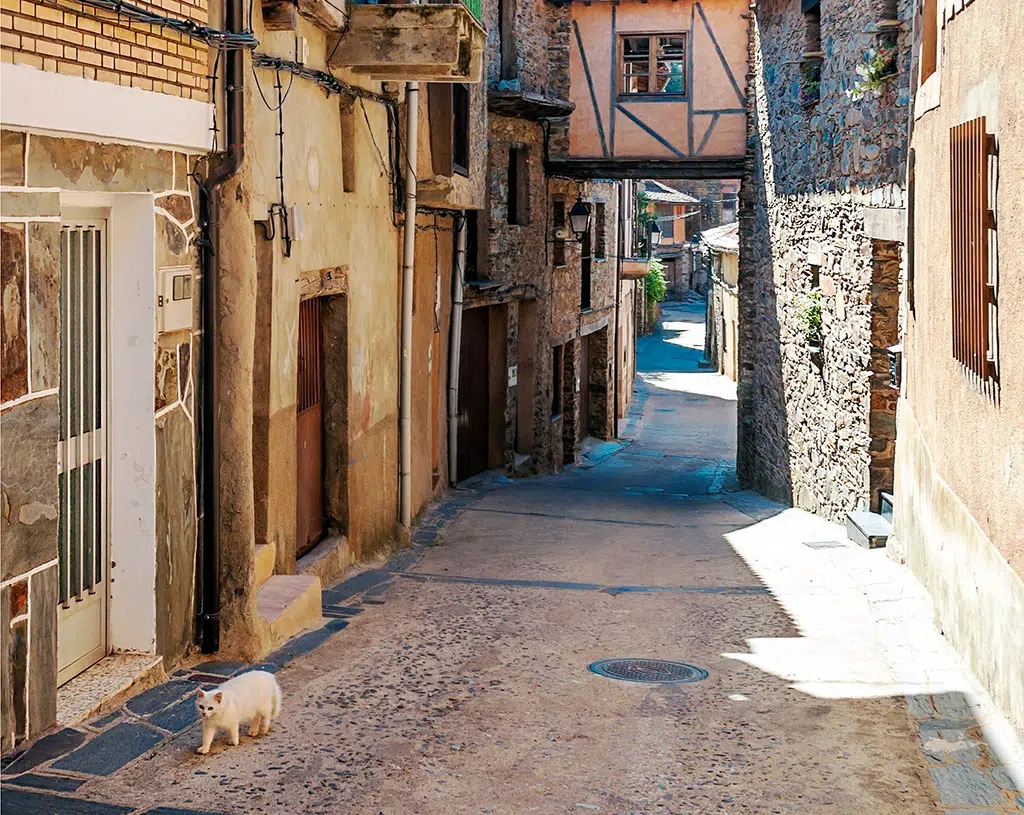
<box><xmin>296</xmin><ymin>298</ymin><xmax>324</xmax><ymax>556</ymax></box>
<box><xmin>57</xmin><ymin>217</ymin><xmax>108</xmax><ymax>685</ymax></box>
<box><xmin>457</xmin><ymin>307</ymin><xmax>489</xmax><ymax>480</ymax></box>
<box><xmin>579</xmin><ymin>333</ymin><xmax>591</xmax><ymax>440</ymax></box>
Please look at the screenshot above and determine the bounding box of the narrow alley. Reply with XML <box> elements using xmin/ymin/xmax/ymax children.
<box><xmin>4</xmin><ymin>300</ymin><xmax>1021</xmax><ymax>814</ymax></box>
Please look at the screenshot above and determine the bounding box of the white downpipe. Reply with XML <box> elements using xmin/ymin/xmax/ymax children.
<box><xmin>447</xmin><ymin>212</ymin><xmax>467</xmax><ymax>486</ymax></box>
<box><xmin>400</xmin><ymin>81</ymin><xmax>419</xmax><ymax>529</ymax></box>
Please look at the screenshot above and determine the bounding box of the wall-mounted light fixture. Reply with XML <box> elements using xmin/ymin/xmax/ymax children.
<box><xmin>568</xmin><ymin>197</ymin><xmax>592</xmax><ymax>242</ymax></box>
<box><xmin>649</xmin><ymin>220</ymin><xmax>663</xmax><ymax>249</ymax></box>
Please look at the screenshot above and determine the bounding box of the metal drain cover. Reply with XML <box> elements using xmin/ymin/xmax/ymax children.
<box><xmin>589</xmin><ymin>658</ymin><xmax>708</xmax><ymax>684</ymax></box>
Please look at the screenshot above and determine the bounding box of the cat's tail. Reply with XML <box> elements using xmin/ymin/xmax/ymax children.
<box><xmin>271</xmin><ymin>677</ymin><xmax>282</xmax><ymax>718</ymax></box>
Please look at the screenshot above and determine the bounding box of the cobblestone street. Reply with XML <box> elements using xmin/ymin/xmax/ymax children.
<box><xmin>3</xmin><ymin>299</ymin><xmax>1022</xmax><ymax>815</ymax></box>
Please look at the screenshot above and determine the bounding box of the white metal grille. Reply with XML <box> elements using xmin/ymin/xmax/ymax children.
<box><xmin>57</xmin><ymin>220</ymin><xmax>107</xmax><ymax>608</ymax></box>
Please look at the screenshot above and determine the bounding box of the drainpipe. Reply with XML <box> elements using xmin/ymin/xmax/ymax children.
<box><xmin>196</xmin><ymin>0</ymin><xmax>245</xmax><ymax>653</ymax></box>
<box><xmin>448</xmin><ymin>212</ymin><xmax>467</xmax><ymax>484</ymax></box>
<box><xmin>399</xmin><ymin>81</ymin><xmax>419</xmax><ymax>529</ymax></box>
<box><xmin>613</xmin><ymin>182</ymin><xmax>624</xmax><ymax>438</ymax></box>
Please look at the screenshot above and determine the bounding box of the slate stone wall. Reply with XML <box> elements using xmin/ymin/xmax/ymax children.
<box><xmin>0</xmin><ymin>130</ymin><xmax>202</xmax><ymax>751</ymax></box>
<box><xmin>737</xmin><ymin>0</ymin><xmax>909</xmax><ymax>520</ymax></box>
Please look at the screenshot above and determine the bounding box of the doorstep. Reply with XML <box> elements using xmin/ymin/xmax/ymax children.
<box><xmin>55</xmin><ymin>653</ymin><xmax>164</xmax><ymax>729</ymax></box>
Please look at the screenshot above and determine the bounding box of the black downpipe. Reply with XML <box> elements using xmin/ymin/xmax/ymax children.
<box><xmin>197</xmin><ymin>0</ymin><xmax>245</xmax><ymax>654</ymax></box>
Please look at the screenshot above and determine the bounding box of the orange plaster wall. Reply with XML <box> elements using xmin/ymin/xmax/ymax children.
<box><xmin>569</xmin><ymin>0</ymin><xmax>748</xmax><ymax>160</ymax></box>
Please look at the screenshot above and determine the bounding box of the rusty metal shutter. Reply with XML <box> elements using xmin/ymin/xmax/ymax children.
<box><xmin>949</xmin><ymin>116</ymin><xmax>997</xmax><ymax>381</ymax></box>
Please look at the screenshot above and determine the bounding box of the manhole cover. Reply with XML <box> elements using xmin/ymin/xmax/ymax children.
<box><xmin>589</xmin><ymin>659</ymin><xmax>708</xmax><ymax>684</ymax></box>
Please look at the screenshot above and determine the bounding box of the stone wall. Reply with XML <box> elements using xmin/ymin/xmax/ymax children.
<box><xmin>1</xmin><ymin>0</ymin><xmax>210</xmax><ymax>100</ymax></box>
<box><xmin>0</xmin><ymin>129</ymin><xmax>202</xmax><ymax>750</ymax></box>
<box><xmin>737</xmin><ymin>0</ymin><xmax>911</xmax><ymax>521</ymax></box>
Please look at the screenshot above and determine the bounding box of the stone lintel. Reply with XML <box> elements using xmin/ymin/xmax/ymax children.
<box><xmin>862</xmin><ymin>206</ymin><xmax>906</xmax><ymax>243</ymax></box>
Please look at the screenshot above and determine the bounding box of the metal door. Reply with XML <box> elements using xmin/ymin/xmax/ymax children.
<box><xmin>57</xmin><ymin>217</ymin><xmax>108</xmax><ymax>686</ymax></box>
<box><xmin>296</xmin><ymin>297</ymin><xmax>324</xmax><ymax>556</ymax></box>
<box><xmin>457</xmin><ymin>307</ymin><xmax>489</xmax><ymax>480</ymax></box>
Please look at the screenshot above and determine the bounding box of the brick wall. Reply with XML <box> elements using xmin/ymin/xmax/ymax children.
<box><xmin>1</xmin><ymin>0</ymin><xmax>210</xmax><ymax>100</ymax></box>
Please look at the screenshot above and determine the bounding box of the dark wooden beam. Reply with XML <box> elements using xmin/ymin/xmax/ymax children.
<box><xmin>545</xmin><ymin>157</ymin><xmax>746</xmax><ymax>180</ymax></box>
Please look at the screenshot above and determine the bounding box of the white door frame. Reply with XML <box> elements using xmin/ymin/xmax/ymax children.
<box><xmin>61</xmin><ymin>191</ymin><xmax>158</xmax><ymax>657</ymax></box>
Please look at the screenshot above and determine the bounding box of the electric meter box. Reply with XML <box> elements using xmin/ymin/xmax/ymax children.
<box><xmin>158</xmin><ymin>265</ymin><xmax>194</xmax><ymax>333</ymax></box>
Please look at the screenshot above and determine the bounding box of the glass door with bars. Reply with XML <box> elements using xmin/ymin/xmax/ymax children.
<box><xmin>56</xmin><ymin>216</ymin><xmax>109</xmax><ymax>685</ymax></box>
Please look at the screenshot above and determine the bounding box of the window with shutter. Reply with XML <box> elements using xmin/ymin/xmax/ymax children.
<box><xmin>950</xmin><ymin>116</ymin><xmax>998</xmax><ymax>383</ymax></box>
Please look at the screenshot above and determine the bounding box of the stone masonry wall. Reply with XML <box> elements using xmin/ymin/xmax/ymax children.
<box><xmin>0</xmin><ymin>130</ymin><xmax>202</xmax><ymax>749</ymax></box>
<box><xmin>1</xmin><ymin>0</ymin><xmax>210</xmax><ymax>100</ymax></box>
<box><xmin>737</xmin><ymin>0</ymin><xmax>911</xmax><ymax>521</ymax></box>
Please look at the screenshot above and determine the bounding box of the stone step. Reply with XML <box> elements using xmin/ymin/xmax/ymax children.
<box><xmin>254</xmin><ymin>541</ymin><xmax>276</xmax><ymax>588</ymax></box>
<box><xmin>256</xmin><ymin>575</ymin><xmax>323</xmax><ymax>646</ymax></box>
<box><xmin>846</xmin><ymin>511</ymin><xmax>892</xmax><ymax>549</ymax></box>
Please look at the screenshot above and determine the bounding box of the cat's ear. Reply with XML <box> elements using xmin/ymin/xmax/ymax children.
<box><xmin>214</xmin><ymin>692</ymin><xmax>223</xmax><ymax>703</ymax></box>
<box><xmin>197</xmin><ymin>689</ymin><xmax>205</xmax><ymax>698</ymax></box>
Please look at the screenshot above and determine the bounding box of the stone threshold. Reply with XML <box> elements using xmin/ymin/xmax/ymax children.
<box><xmin>56</xmin><ymin>653</ymin><xmax>164</xmax><ymax>729</ymax></box>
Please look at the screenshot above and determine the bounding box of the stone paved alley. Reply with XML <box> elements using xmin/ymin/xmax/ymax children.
<box><xmin>3</xmin><ymin>298</ymin><xmax>1023</xmax><ymax>815</ymax></box>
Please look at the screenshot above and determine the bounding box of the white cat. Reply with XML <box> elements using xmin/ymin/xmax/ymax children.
<box><xmin>195</xmin><ymin>670</ymin><xmax>282</xmax><ymax>755</ymax></box>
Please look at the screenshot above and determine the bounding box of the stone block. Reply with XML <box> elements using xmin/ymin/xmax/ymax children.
<box><xmin>28</xmin><ymin>565</ymin><xmax>58</xmax><ymax>739</ymax></box>
<box><xmin>1</xmin><ymin>787</ymin><xmax>133</xmax><ymax>813</ymax></box>
<box><xmin>1</xmin><ymin>222</ymin><xmax>28</xmax><ymax>402</ymax></box>
<box><xmin>0</xmin><ymin>396</ymin><xmax>60</xmax><ymax>582</ymax></box>
<box><xmin>124</xmin><ymin>679</ymin><xmax>200</xmax><ymax>717</ymax></box>
<box><xmin>28</xmin><ymin>222</ymin><xmax>61</xmax><ymax>391</ymax></box>
<box><xmin>1</xmin><ymin>131</ymin><xmax>26</xmax><ymax>186</ymax></box>
<box><xmin>0</xmin><ymin>192</ymin><xmax>59</xmax><ymax>218</ymax></box>
<box><xmin>27</xmin><ymin>135</ymin><xmax>173</xmax><ymax>192</ymax></box>
<box><xmin>0</xmin><ymin>585</ymin><xmax>10</xmax><ymax>754</ymax></box>
<box><xmin>156</xmin><ymin>193</ymin><xmax>194</xmax><ymax>226</ymax></box>
<box><xmin>9</xmin><ymin>619</ymin><xmax>27</xmax><ymax>742</ymax></box>
<box><xmin>918</xmin><ymin>722</ymin><xmax>982</xmax><ymax>764</ymax></box>
<box><xmin>149</xmin><ymin>696</ymin><xmax>199</xmax><ymax>733</ymax></box>
<box><xmin>1</xmin><ymin>727</ymin><xmax>86</xmax><ymax>775</ymax></box>
<box><xmin>52</xmin><ymin>722</ymin><xmax>165</xmax><ymax>775</ymax></box>
<box><xmin>928</xmin><ymin>765</ymin><xmax>1004</xmax><ymax>807</ymax></box>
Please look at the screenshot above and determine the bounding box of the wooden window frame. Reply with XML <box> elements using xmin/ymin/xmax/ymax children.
<box><xmin>507</xmin><ymin>146</ymin><xmax>529</xmax><ymax>226</ymax></box>
<box><xmin>594</xmin><ymin>202</ymin><xmax>607</xmax><ymax>261</ymax></box>
<box><xmin>428</xmin><ymin>83</ymin><xmax>470</xmax><ymax>178</ymax></box>
<box><xmin>618</xmin><ymin>33</ymin><xmax>688</xmax><ymax>100</ymax></box>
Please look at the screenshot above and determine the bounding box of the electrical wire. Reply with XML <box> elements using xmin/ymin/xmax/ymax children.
<box><xmin>42</xmin><ymin>0</ymin><xmax>258</xmax><ymax>48</ymax></box>
<box><xmin>252</xmin><ymin>52</ymin><xmax>397</xmax><ymax>107</ymax></box>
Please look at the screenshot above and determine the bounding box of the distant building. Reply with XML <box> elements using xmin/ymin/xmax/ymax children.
<box><xmin>697</xmin><ymin>222</ymin><xmax>739</xmax><ymax>381</ymax></box>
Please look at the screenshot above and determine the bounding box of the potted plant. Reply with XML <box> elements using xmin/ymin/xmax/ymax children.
<box><xmin>847</xmin><ymin>42</ymin><xmax>898</xmax><ymax>102</ymax></box>
<box><xmin>796</xmin><ymin>288</ymin><xmax>823</xmax><ymax>352</ymax></box>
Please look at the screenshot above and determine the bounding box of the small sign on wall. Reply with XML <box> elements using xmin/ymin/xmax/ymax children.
<box><xmin>508</xmin><ymin>364</ymin><xmax>517</xmax><ymax>386</ymax></box>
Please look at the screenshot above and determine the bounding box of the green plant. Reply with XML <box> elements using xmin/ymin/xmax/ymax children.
<box><xmin>799</xmin><ymin>60</ymin><xmax>821</xmax><ymax>107</ymax></box>
<box><xmin>646</xmin><ymin>257</ymin><xmax>667</xmax><ymax>307</ymax></box>
<box><xmin>847</xmin><ymin>44</ymin><xmax>898</xmax><ymax>101</ymax></box>
<box><xmin>795</xmin><ymin>288</ymin><xmax>823</xmax><ymax>346</ymax></box>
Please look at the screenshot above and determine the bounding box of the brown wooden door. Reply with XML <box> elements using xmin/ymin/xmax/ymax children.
<box><xmin>579</xmin><ymin>333</ymin><xmax>591</xmax><ymax>440</ymax></box>
<box><xmin>457</xmin><ymin>307</ymin><xmax>489</xmax><ymax>481</ymax></box>
<box><xmin>296</xmin><ymin>298</ymin><xmax>324</xmax><ymax>556</ymax></box>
